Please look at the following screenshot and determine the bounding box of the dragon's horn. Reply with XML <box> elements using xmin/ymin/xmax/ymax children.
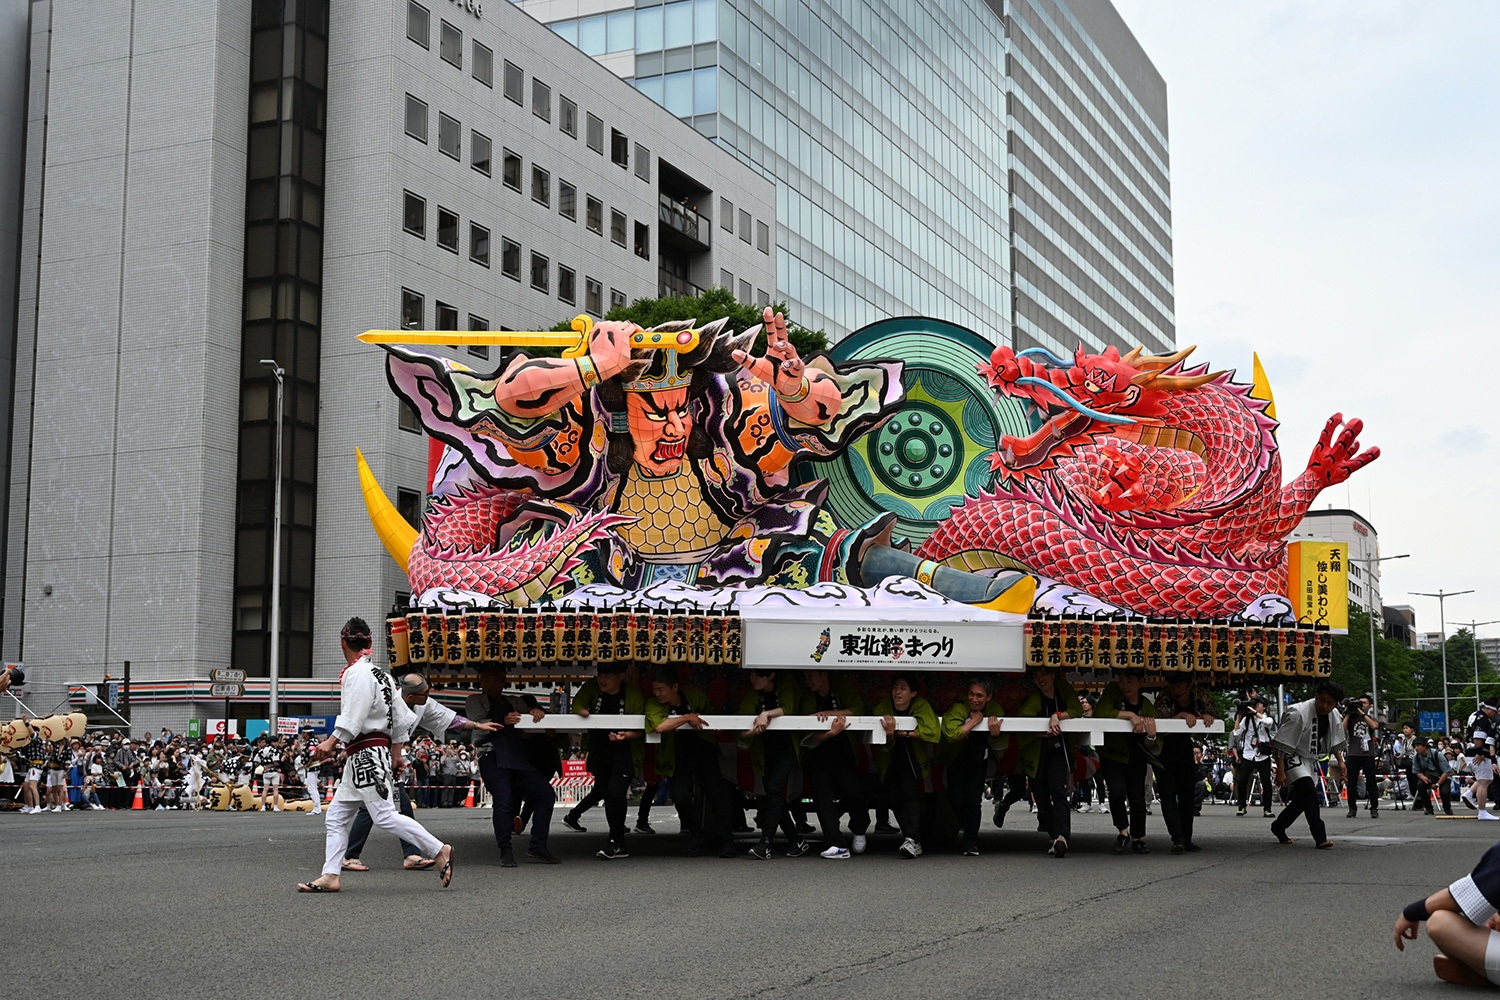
<box><xmin>1251</xmin><ymin>352</ymin><xmax>1278</xmax><ymax>421</ymax></box>
<box><xmin>1125</xmin><ymin>345</ymin><xmax>1197</xmax><ymax>371</ymax></box>
<box><xmin>1132</xmin><ymin>370</ymin><xmax>1223</xmax><ymax>391</ymax></box>
<box><xmin>356</xmin><ymin>447</ymin><xmax>418</xmax><ymax>572</ymax></box>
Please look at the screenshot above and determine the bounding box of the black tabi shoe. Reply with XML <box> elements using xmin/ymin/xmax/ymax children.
<box><xmin>1131</xmin><ymin>839</ymin><xmax>1150</xmax><ymax>855</ymax></box>
<box><xmin>563</xmin><ymin>814</ymin><xmax>586</xmax><ymax>833</ymax></box>
<box><xmin>634</xmin><ymin>820</ymin><xmax>656</xmax><ymax>834</ymax></box>
<box><xmin>499</xmin><ymin>848</ymin><xmax>518</xmax><ymax>868</ymax></box>
<box><xmin>527</xmin><ymin>848</ymin><xmax>561</xmax><ymax>865</ymax></box>
<box><xmin>1113</xmin><ymin>834</ymin><xmax>1128</xmax><ymax>855</ymax></box>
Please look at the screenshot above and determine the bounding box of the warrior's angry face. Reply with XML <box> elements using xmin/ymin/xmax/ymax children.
<box><xmin>626</xmin><ymin>388</ymin><xmax>692</xmax><ymax>476</ymax></box>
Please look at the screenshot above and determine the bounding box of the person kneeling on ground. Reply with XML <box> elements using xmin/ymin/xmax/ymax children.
<box><xmin>1394</xmin><ymin>841</ymin><xmax>1500</xmax><ymax>986</ymax></box>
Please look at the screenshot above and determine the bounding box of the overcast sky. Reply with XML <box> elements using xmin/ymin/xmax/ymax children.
<box><xmin>1109</xmin><ymin>1</ymin><xmax>1500</xmax><ymax>638</ymax></box>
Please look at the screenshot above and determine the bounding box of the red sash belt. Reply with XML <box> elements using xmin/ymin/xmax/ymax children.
<box><xmin>347</xmin><ymin>733</ymin><xmax>391</xmax><ymax>753</ymax></box>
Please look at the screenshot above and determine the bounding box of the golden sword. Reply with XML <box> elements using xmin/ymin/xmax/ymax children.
<box><xmin>358</xmin><ymin>314</ymin><xmax>701</xmax><ymax>356</ymax></box>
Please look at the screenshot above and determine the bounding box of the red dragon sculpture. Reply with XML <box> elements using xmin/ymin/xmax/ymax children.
<box><xmin>913</xmin><ymin>344</ymin><xmax>1380</xmax><ymax>617</ymax></box>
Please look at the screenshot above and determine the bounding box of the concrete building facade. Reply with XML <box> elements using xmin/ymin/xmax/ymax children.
<box><xmin>3</xmin><ymin>0</ymin><xmax>772</xmax><ymax>729</ymax></box>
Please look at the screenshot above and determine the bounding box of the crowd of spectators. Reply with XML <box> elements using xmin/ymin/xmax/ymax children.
<box><xmin>0</xmin><ymin>726</ymin><xmax>501</xmax><ymax>812</ymax></box>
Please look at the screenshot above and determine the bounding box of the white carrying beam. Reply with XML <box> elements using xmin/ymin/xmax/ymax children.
<box><xmin>511</xmin><ymin>715</ymin><xmax>1223</xmax><ymax>745</ymax></box>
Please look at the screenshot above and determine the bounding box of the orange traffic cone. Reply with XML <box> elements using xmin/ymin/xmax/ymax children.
<box><xmin>131</xmin><ymin>781</ymin><xmax>144</xmax><ymax>810</ymax></box>
<box><xmin>325</xmin><ymin>782</ymin><xmax>334</xmax><ymax>804</ymax></box>
<box><xmin>1340</xmin><ymin>786</ymin><xmax>1348</xmax><ymax>802</ymax></box>
<box><xmin>463</xmin><ymin>782</ymin><xmax>476</xmax><ymax>808</ymax></box>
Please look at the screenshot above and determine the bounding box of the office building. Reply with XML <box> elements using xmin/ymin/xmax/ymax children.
<box><xmin>525</xmin><ymin>0</ymin><xmax>1176</xmax><ymax>354</ymax></box>
<box><xmin>2</xmin><ymin>0</ymin><xmax>772</xmax><ymax>728</ymax></box>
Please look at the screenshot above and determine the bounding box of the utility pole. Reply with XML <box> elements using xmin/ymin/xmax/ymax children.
<box><xmin>1413</xmin><ymin>589</ymin><xmax>1474</xmax><ymax>736</ymax></box>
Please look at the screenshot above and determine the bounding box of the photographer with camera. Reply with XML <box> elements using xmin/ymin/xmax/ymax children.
<box><xmin>1343</xmin><ymin>693</ymin><xmax>1382</xmax><ymax>818</ymax></box>
<box><xmin>1231</xmin><ymin>696</ymin><xmax>1276</xmax><ymax>817</ymax></box>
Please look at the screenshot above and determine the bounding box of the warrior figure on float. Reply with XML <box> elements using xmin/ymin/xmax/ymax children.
<box><xmin>365</xmin><ymin>309</ymin><xmax>1033</xmax><ymax>610</ymax></box>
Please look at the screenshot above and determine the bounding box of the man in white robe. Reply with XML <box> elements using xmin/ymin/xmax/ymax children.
<box><xmin>297</xmin><ymin>617</ymin><xmax>453</xmax><ymax>892</ymax></box>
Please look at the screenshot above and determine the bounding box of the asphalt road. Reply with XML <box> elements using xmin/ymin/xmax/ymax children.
<box><xmin>3</xmin><ymin>799</ymin><xmax>1492</xmax><ymax>999</ymax></box>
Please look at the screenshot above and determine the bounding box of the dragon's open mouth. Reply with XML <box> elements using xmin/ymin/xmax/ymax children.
<box><xmin>997</xmin><ymin>410</ymin><xmax>1208</xmax><ymax>474</ymax></box>
<box><xmin>997</xmin><ymin>411</ymin><xmax>1095</xmax><ymax>470</ymax></box>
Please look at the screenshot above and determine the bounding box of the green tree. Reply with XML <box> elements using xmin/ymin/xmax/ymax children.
<box><xmin>550</xmin><ymin>286</ymin><xmax>829</xmax><ymax>358</ymax></box>
<box><xmin>1331</xmin><ymin>605</ymin><xmax>1421</xmax><ymax>718</ymax></box>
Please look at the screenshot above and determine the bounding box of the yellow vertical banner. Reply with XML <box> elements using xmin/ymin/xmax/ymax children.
<box><xmin>1286</xmin><ymin>541</ymin><xmax>1349</xmax><ymax>630</ymax></box>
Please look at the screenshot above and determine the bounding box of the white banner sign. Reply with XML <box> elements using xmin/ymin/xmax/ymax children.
<box><xmin>741</xmin><ymin>611</ymin><xmax>1026</xmax><ymax>672</ymax></box>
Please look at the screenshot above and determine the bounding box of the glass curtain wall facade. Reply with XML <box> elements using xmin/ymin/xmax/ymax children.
<box><xmin>547</xmin><ymin>0</ymin><xmax>1013</xmax><ymax>344</ymax></box>
<box><xmin>538</xmin><ymin>0</ymin><xmax>1174</xmax><ymax>354</ymax></box>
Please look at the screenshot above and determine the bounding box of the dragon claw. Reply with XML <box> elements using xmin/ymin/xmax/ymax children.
<box><xmin>1307</xmin><ymin>413</ymin><xmax>1378</xmax><ymax>488</ymax></box>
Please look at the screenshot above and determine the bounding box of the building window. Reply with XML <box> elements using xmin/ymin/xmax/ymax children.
<box><xmin>610</xmin><ymin>128</ymin><xmax>629</xmax><ymax>168</ymax></box>
<box><xmin>738</xmin><ymin>208</ymin><xmax>751</xmax><ymax>243</ymax></box>
<box><xmin>559</xmin><ymin>181</ymin><xmax>576</xmax><ymax>221</ymax></box>
<box><xmin>438</xmin><ymin>112</ymin><xmax>460</xmax><ymax>160</ymax></box>
<box><xmin>586</xmin><ymin>113</ymin><xmax>603</xmax><ymax>153</ymax></box>
<box><xmin>503</xmin><ymin>60</ymin><xmax>523</xmax><ymax>104</ymax></box>
<box><xmin>586</xmin><ymin>196</ymin><xmax>603</xmax><ymax>235</ymax></box>
<box><xmin>635</xmin><ymin>144</ymin><xmax>651</xmax><ymax>181</ymax></box>
<box><xmin>403</xmin><ymin>191</ymin><xmax>426</xmax><ymax>237</ymax></box>
<box><xmin>473</xmin><ymin>40</ymin><xmax>493</xmax><ymax>87</ymax></box>
<box><xmin>440</xmin><ymin>20</ymin><xmax>462</xmax><ymax>67</ymax></box>
<box><xmin>235</xmin><ymin>592</ymin><xmax>263</xmax><ymax>632</ymax></box>
<box><xmin>720</xmin><ymin>196</ymin><xmax>732</xmax><ymax>231</ymax></box>
<box><xmin>436</xmin><ymin>301</ymin><xmax>458</xmax><ymax>330</ymax></box>
<box><xmin>397</xmin><ymin>489</ymin><xmax>422</xmax><ymax>529</ymax></box>
<box><xmin>610</xmin><ymin>288</ymin><xmax>627</xmax><ymax>311</ymax></box>
<box><xmin>719</xmin><ymin>268</ymin><xmax>732</xmax><ymax>290</ymax></box>
<box><xmin>501</xmin><ymin>238</ymin><xmax>521</xmax><ymax>280</ymax></box>
<box><xmin>585</xmin><ymin>277</ymin><xmax>603</xmax><ymax>316</ymax></box>
<box><xmin>530</xmin><ymin>252</ymin><xmax>549</xmax><ymax>293</ymax></box>
<box><xmin>756</xmin><ymin>287</ymin><xmax>769</xmax><ymax>307</ymax></box>
<box><xmin>407</xmin><ymin>1</ymin><xmax>430</xmax><ymax>48</ymax></box>
<box><xmin>471</xmin><ymin>130</ymin><xmax>491</xmax><ymax>175</ymax></box>
<box><xmin>558</xmin><ymin>265</ymin><xmax>576</xmax><ymax>304</ymax></box>
<box><xmin>399</xmin><ymin>398</ymin><xmax>422</xmax><ymax>433</ymax></box>
<box><xmin>559</xmin><ymin>96</ymin><xmax>577</xmax><ymax>137</ymax></box>
<box><xmin>502</xmin><ymin>149</ymin><xmax>521</xmax><ymax>191</ymax></box>
<box><xmin>634</xmin><ymin>221</ymin><xmax>650</xmax><ymax>260</ymax></box>
<box><xmin>531</xmin><ymin>165</ymin><xmax>550</xmax><ymax>207</ymax></box>
<box><xmin>610</xmin><ymin>209</ymin><xmax>627</xmax><ymax>247</ymax></box>
<box><xmin>533</xmin><ymin>79</ymin><xmax>551</xmax><ymax>122</ymax></box>
<box><xmin>756</xmin><ymin>220</ymin><xmax>770</xmax><ymax>254</ymax></box>
<box><xmin>468</xmin><ymin>314</ymin><xmax>489</xmax><ymax>359</ymax></box>
<box><xmin>437</xmin><ymin>207</ymin><xmax>458</xmax><ymax>252</ymax></box>
<box><xmin>738</xmin><ymin>279</ymin><xmax>751</xmax><ymax>304</ymax></box>
<box><xmin>469</xmin><ymin>222</ymin><xmax>490</xmax><ymax>266</ymax></box>
<box><xmin>401</xmin><ymin>288</ymin><xmax>424</xmax><ymax>329</ymax></box>
<box><xmin>404</xmin><ymin>94</ymin><xmax>428</xmax><ymax>142</ymax></box>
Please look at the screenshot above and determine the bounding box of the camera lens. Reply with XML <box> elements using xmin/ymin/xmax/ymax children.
<box><xmin>6</xmin><ymin>665</ymin><xmax>23</xmax><ymax>686</ymax></box>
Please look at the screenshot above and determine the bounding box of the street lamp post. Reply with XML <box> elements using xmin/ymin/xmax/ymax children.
<box><xmin>259</xmin><ymin>359</ymin><xmax>285</xmax><ymax>733</ymax></box>
<box><xmin>1460</xmin><ymin>619</ymin><xmax>1500</xmax><ymax>712</ymax></box>
<box><xmin>1412</xmin><ymin>588</ymin><xmax>1474</xmax><ymax>737</ymax></box>
<box><xmin>1351</xmin><ymin>553</ymin><xmax>1408</xmax><ymax>716</ymax></box>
